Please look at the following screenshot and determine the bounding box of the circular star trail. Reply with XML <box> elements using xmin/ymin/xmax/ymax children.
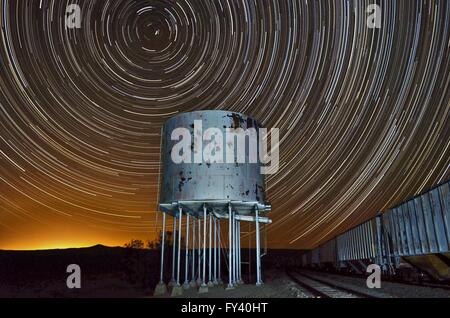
<box><xmin>0</xmin><ymin>0</ymin><xmax>449</xmax><ymax>249</ymax></box>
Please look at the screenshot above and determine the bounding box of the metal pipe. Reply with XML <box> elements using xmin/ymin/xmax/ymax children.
<box><xmin>240</xmin><ymin>222</ymin><xmax>243</xmax><ymax>282</ymax></box>
<box><xmin>191</xmin><ymin>217</ymin><xmax>196</xmax><ymax>284</ymax></box>
<box><xmin>227</xmin><ymin>204</ymin><xmax>233</xmax><ymax>288</ymax></box>
<box><xmin>218</xmin><ymin>219</ymin><xmax>221</xmax><ymax>283</ymax></box>
<box><xmin>184</xmin><ymin>213</ymin><xmax>190</xmax><ymax>286</ymax></box>
<box><xmin>255</xmin><ymin>206</ymin><xmax>262</xmax><ymax>286</ymax></box>
<box><xmin>208</xmin><ymin>213</ymin><xmax>213</xmax><ymax>285</ymax></box>
<box><xmin>261</xmin><ymin>223</ymin><xmax>268</xmax><ymax>257</ymax></box>
<box><xmin>234</xmin><ymin>214</ymin><xmax>239</xmax><ymax>284</ymax></box>
<box><xmin>202</xmin><ymin>205</ymin><xmax>207</xmax><ymax>286</ymax></box>
<box><xmin>212</xmin><ymin>212</ymin><xmax>272</xmax><ymax>224</ymax></box>
<box><xmin>213</xmin><ymin>217</ymin><xmax>217</xmax><ymax>284</ymax></box>
<box><xmin>197</xmin><ymin>217</ymin><xmax>201</xmax><ymax>285</ymax></box>
<box><xmin>171</xmin><ymin>216</ymin><xmax>177</xmax><ymax>284</ymax></box>
<box><xmin>237</xmin><ymin>221</ymin><xmax>241</xmax><ymax>283</ymax></box>
<box><xmin>177</xmin><ymin>208</ymin><xmax>182</xmax><ymax>286</ymax></box>
<box><xmin>231</xmin><ymin>211</ymin><xmax>235</xmax><ymax>285</ymax></box>
<box><xmin>159</xmin><ymin>212</ymin><xmax>166</xmax><ymax>283</ymax></box>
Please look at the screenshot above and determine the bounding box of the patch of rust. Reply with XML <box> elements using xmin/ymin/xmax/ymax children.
<box><xmin>226</xmin><ymin>113</ymin><xmax>245</xmax><ymax>129</ymax></box>
<box><xmin>178</xmin><ymin>171</ymin><xmax>193</xmax><ymax>192</ymax></box>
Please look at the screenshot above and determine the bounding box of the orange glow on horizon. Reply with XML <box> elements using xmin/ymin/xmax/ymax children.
<box><xmin>0</xmin><ymin>222</ymin><xmax>155</xmax><ymax>251</ymax></box>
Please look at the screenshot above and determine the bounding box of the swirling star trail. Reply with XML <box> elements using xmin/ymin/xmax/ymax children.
<box><xmin>0</xmin><ymin>0</ymin><xmax>449</xmax><ymax>250</ymax></box>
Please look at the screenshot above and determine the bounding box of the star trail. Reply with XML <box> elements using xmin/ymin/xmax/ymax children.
<box><xmin>0</xmin><ymin>0</ymin><xmax>449</xmax><ymax>250</ymax></box>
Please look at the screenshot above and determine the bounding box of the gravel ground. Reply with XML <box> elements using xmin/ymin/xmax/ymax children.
<box><xmin>163</xmin><ymin>270</ymin><xmax>308</xmax><ymax>298</ymax></box>
<box><xmin>301</xmin><ymin>270</ymin><xmax>450</xmax><ymax>298</ymax></box>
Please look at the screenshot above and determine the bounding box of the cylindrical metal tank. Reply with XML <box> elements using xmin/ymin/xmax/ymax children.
<box><xmin>159</xmin><ymin>110</ymin><xmax>270</xmax><ymax>217</ymax></box>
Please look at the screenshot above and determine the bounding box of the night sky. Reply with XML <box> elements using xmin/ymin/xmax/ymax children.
<box><xmin>0</xmin><ymin>0</ymin><xmax>449</xmax><ymax>250</ymax></box>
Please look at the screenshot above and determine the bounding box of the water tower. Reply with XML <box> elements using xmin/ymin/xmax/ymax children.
<box><xmin>154</xmin><ymin>110</ymin><xmax>272</xmax><ymax>296</ymax></box>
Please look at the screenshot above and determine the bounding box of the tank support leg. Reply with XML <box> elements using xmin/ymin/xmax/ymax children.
<box><xmin>154</xmin><ymin>212</ymin><xmax>167</xmax><ymax>296</ymax></box>
<box><xmin>213</xmin><ymin>217</ymin><xmax>218</xmax><ymax>285</ymax></box>
<box><xmin>218</xmin><ymin>219</ymin><xmax>222</xmax><ymax>284</ymax></box>
<box><xmin>231</xmin><ymin>211</ymin><xmax>235</xmax><ymax>286</ymax></box>
<box><xmin>237</xmin><ymin>217</ymin><xmax>240</xmax><ymax>284</ymax></box>
<box><xmin>169</xmin><ymin>216</ymin><xmax>177</xmax><ymax>287</ymax></box>
<box><xmin>238</xmin><ymin>221</ymin><xmax>243</xmax><ymax>284</ymax></box>
<box><xmin>207</xmin><ymin>213</ymin><xmax>214</xmax><ymax>287</ymax></box>
<box><xmin>183</xmin><ymin>213</ymin><xmax>190</xmax><ymax>289</ymax></box>
<box><xmin>177</xmin><ymin>208</ymin><xmax>182</xmax><ymax>286</ymax></box>
<box><xmin>240</xmin><ymin>222</ymin><xmax>243</xmax><ymax>283</ymax></box>
<box><xmin>233</xmin><ymin>212</ymin><xmax>237</xmax><ymax>286</ymax></box>
<box><xmin>199</xmin><ymin>205</ymin><xmax>209</xmax><ymax>293</ymax></box>
<box><xmin>255</xmin><ymin>206</ymin><xmax>262</xmax><ymax>286</ymax></box>
<box><xmin>227</xmin><ymin>204</ymin><xmax>234</xmax><ymax>290</ymax></box>
<box><xmin>190</xmin><ymin>217</ymin><xmax>196</xmax><ymax>287</ymax></box>
<box><xmin>171</xmin><ymin>208</ymin><xmax>184</xmax><ymax>297</ymax></box>
<box><xmin>236</xmin><ymin>220</ymin><xmax>239</xmax><ymax>283</ymax></box>
<box><xmin>197</xmin><ymin>217</ymin><xmax>202</xmax><ymax>286</ymax></box>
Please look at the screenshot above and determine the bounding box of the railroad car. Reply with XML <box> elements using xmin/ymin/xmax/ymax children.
<box><xmin>311</xmin><ymin>249</ymin><xmax>320</xmax><ymax>267</ymax></box>
<box><xmin>301</xmin><ymin>180</ymin><xmax>450</xmax><ymax>282</ymax></box>
<box><xmin>318</xmin><ymin>239</ymin><xmax>337</xmax><ymax>270</ymax></box>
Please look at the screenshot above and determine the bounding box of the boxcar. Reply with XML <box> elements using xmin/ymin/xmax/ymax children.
<box><xmin>319</xmin><ymin>238</ymin><xmax>337</xmax><ymax>267</ymax></box>
<box><xmin>382</xmin><ymin>181</ymin><xmax>450</xmax><ymax>257</ymax></box>
<box><xmin>299</xmin><ymin>181</ymin><xmax>449</xmax><ymax>279</ymax></box>
<box><xmin>311</xmin><ymin>248</ymin><xmax>320</xmax><ymax>267</ymax></box>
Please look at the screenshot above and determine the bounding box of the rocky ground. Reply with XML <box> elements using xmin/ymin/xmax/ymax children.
<box><xmin>164</xmin><ymin>270</ymin><xmax>308</xmax><ymax>298</ymax></box>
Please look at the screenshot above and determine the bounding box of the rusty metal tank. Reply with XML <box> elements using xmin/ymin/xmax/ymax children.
<box><xmin>159</xmin><ymin>110</ymin><xmax>271</xmax><ymax>217</ymax></box>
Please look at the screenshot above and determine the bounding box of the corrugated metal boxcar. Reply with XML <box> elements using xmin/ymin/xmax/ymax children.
<box><xmin>319</xmin><ymin>238</ymin><xmax>337</xmax><ymax>265</ymax></box>
<box><xmin>301</xmin><ymin>253</ymin><xmax>308</xmax><ymax>267</ymax></box>
<box><xmin>336</xmin><ymin>219</ymin><xmax>380</xmax><ymax>263</ymax></box>
<box><xmin>382</xmin><ymin>181</ymin><xmax>450</xmax><ymax>257</ymax></box>
<box><xmin>311</xmin><ymin>249</ymin><xmax>320</xmax><ymax>267</ymax></box>
<box><xmin>300</xmin><ymin>180</ymin><xmax>449</xmax><ymax>279</ymax></box>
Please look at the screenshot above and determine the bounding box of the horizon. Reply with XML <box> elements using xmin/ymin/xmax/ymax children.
<box><xmin>0</xmin><ymin>243</ymin><xmax>306</xmax><ymax>252</ymax></box>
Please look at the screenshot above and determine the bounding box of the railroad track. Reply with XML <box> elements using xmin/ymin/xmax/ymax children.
<box><xmin>287</xmin><ymin>269</ymin><xmax>378</xmax><ymax>298</ymax></box>
<box><xmin>309</xmin><ymin>269</ymin><xmax>450</xmax><ymax>292</ymax></box>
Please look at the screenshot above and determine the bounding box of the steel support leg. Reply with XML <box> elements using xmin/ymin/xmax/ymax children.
<box><xmin>199</xmin><ymin>205</ymin><xmax>208</xmax><ymax>293</ymax></box>
<box><xmin>202</xmin><ymin>206</ymin><xmax>207</xmax><ymax>286</ymax></box>
<box><xmin>231</xmin><ymin>211</ymin><xmax>235</xmax><ymax>286</ymax></box>
<box><xmin>207</xmin><ymin>213</ymin><xmax>214</xmax><ymax>287</ymax></box>
<box><xmin>255</xmin><ymin>206</ymin><xmax>262</xmax><ymax>286</ymax></box>
<box><xmin>218</xmin><ymin>219</ymin><xmax>222</xmax><ymax>284</ymax></box>
<box><xmin>176</xmin><ymin>208</ymin><xmax>182</xmax><ymax>286</ymax></box>
<box><xmin>213</xmin><ymin>217</ymin><xmax>218</xmax><ymax>285</ymax></box>
<box><xmin>169</xmin><ymin>216</ymin><xmax>177</xmax><ymax>287</ymax></box>
<box><xmin>160</xmin><ymin>213</ymin><xmax>166</xmax><ymax>283</ymax></box>
<box><xmin>227</xmin><ymin>204</ymin><xmax>234</xmax><ymax>289</ymax></box>
<box><xmin>238</xmin><ymin>221</ymin><xmax>243</xmax><ymax>284</ymax></box>
<box><xmin>233</xmin><ymin>212</ymin><xmax>237</xmax><ymax>286</ymax></box>
<box><xmin>183</xmin><ymin>213</ymin><xmax>190</xmax><ymax>289</ymax></box>
<box><xmin>154</xmin><ymin>212</ymin><xmax>168</xmax><ymax>296</ymax></box>
<box><xmin>197</xmin><ymin>217</ymin><xmax>202</xmax><ymax>286</ymax></box>
<box><xmin>170</xmin><ymin>208</ymin><xmax>184</xmax><ymax>297</ymax></box>
<box><xmin>190</xmin><ymin>217</ymin><xmax>196</xmax><ymax>287</ymax></box>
